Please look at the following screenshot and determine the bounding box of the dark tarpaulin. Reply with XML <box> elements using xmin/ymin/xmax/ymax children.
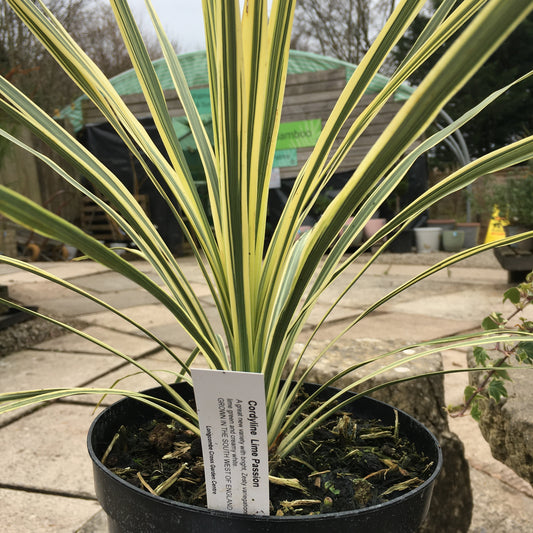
<box><xmin>80</xmin><ymin>118</ymin><xmax>184</xmax><ymax>253</ymax></box>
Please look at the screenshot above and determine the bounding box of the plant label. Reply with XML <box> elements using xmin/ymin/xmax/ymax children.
<box><xmin>191</xmin><ymin>368</ymin><xmax>270</xmax><ymax>515</ymax></box>
<box><xmin>269</xmin><ymin>166</ymin><xmax>281</xmax><ymax>189</ymax></box>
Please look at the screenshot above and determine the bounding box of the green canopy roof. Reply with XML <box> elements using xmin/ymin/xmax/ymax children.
<box><xmin>58</xmin><ymin>49</ymin><xmax>415</xmax><ymax>133</ymax></box>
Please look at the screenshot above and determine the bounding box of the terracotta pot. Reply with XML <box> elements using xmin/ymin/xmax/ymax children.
<box><xmin>339</xmin><ymin>217</ymin><xmax>363</xmax><ymax>248</ymax></box>
<box><xmin>363</xmin><ymin>218</ymin><xmax>386</xmax><ymax>240</ymax></box>
<box><xmin>426</xmin><ymin>219</ymin><xmax>455</xmax><ymax>232</ymax></box>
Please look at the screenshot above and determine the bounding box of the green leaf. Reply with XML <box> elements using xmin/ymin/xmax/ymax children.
<box><xmin>463</xmin><ymin>385</ymin><xmax>478</xmax><ymax>403</ymax></box>
<box><xmin>482</xmin><ymin>313</ymin><xmax>504</xmax><ymax>330</ymax></box>
<box><xmin>470</xmin><ymin>400</ymin><xmax>482</xmax><ymax>422</ymax></box>
<box><xmin>473</xmin><ymin>346</ymin><xmax>490</xmax><ymax>366</ymax></box>
<box><xmin>516</xmin><ymin>342</ymin><xmax>533</xmax><ymax>363</ymax></box>
<box><xmin>503</xmin><ymin>287</ymin><xmax>521</xmax><ymax>305</ymax></box>
<box><xmin>487</xmin><ymin>380</ymin><xmax>507</xmax><ymax>403</ymax></box>
<box><xmin>324</xmin><ymin>481</ymin><xmax>341</xmax><ymax>496</ymax></box>
<box><xmin>493</xmin><ymin>368</ymin><xmax>511</xmax><ymax>381</ymax></box>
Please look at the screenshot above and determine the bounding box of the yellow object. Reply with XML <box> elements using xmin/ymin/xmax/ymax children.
<box><xmin>484</xmin><ymin>206</ymin><xmax>509</xmax><ymax>243</ymax></box>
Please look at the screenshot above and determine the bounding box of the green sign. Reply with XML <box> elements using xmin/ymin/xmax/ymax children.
<box><xmin>276</xmin><ymin>119</ymin><xmax>322</xmax><ymax>150</ymax></box>
<box><xmin>191</xmin><ymin>87</ymin><xmax>212</xmax><ymax>116</ymax></box>
<box><xmin>273</xmin><ymin>149</ymin><xmax>298</xmax><ymax>168</ymax></box>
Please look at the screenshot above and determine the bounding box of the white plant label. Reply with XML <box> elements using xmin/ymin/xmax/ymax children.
<box><xmin>191</xmin><ymin>368</ymin><xmax>270</xmax><ymax>515</ymax></box>
<box><xmin>269</xmin><ymin>166</ymin><xmax>281</xmax><ymax>189</ymax></box>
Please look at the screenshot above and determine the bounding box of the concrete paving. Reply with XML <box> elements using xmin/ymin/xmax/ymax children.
<box><xmin>0</xmin><ymin>251</ymin><xmax>532</xmax><ymax>532</ymax></box>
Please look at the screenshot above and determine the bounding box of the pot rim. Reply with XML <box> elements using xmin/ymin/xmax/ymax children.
<box><xmin>88</xmin><ymin>383</ymin><xmax>443</xmax><ymax>522</ymax></box>
<box><xmin>413</xmin><ymin>227</ymin><xmax>442</xmax><ymax>233</ymax></box>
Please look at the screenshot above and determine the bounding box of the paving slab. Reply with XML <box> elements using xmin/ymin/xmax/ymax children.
<box><xmin>310</xmin><ymin>311</ymin><xmax>478</xmax><ymax>344</ymax></box>
<box><xmin>1</xmin><ymin>488</ymin><xmax>101</xmax><ymax>533</ymax></box>
<box><xmin>0</xmin><ymin>262</ymin><xmax>109</xmax><ymax>287</ymax></box>
<box><xmin>2</xmin><ymin>253</ymin><xmax>532</xmax><ymax>533</ymax></box>
<box><xmin>375</xmin><ymin>262</ymin><xmax>471</xmax><ymax>282</ymax></box>
<box><xmin>74</xmin><ymin>350</ymin><xmax>197</xmax><ymax>406</ymax></box>
<box><xmin>305</xmin><ymin>300</ymin><xmax>365</xmax><ymax>327</ymax></box>
<box><xmin>72</xmin><ymin>272</ymin><xmax>143</xmax><ymax>293</ymax></box>
<box><xmin>7</xmin><ymin>282</ymin><xmax>86</xmax><ymax>306</ymax></box>
<box><xmin>187</xmin><ymin>281</ymin><xmax>217</xmax><ymax>299</ymax></box>
<box><xmin>34</xmin><ymin>326</ymin><xmax>159</xmax><ymax>357</ymax></box>
<box><xmin>6</xmin><ymin>282</ymin><xmax>161</xmax><ymax>317</ymax></box>
<box><xmin>0</xmin><ymin>349</ymin><xmax>118</xmax><ymax>424</ymax></box>
<box><xmin>385</xmin><ymin>263</ymin><xmax>508</xmax><ymax>284</ymax></box>
<box><xmin>312</xmin><ymin>271</ymin><xmax>481</xmax><ymax>311</ymax></box>
<box><xmin>147</xmin><ymin>303</ymin><xmax>224</xmax><ymax>350</ymax></box>
<box><xmin>468</xmin><ymin>468</ymin><xmax>533</xmax><ymax>533</ymax></box>
<box><xmin>174</xmin><ymin>255</ymin><xmax>216</xmax><ymax>283</ymax></box>
<box><xmin>144</xmin><ymin>325</ymin><xmax>200</xmax><ymax>351</ymax></box>
<box><xmin>443</xmin><ymin>267</ymin><xmax>508</xmax><ymax>284</ymax></box>
<box><xmin>309</xmin><ymin>277</ymin><xmax>389</xmax><ymax>310</ymax></box>
<box><xmin>147</xmin><ymin>346</ymin><xmax>209</xmax><ymax>363</ymax></box>
<box><xmin>76</xmin><ymin>304</ymin><xmax>181</xmax><ymax>334</ymax></box>
<box><xmin>31</xmin><ymin>262</ymin><xmax>111</xmax><ymax>281</ymax></box>
<box><xmin>72</xmin><ymin>268</ymin><xmax>213</xmax><ymax>299</ymax></box>
<box><xmin>77</xmin><ymin>509</ymin><xmax>108</xmax><ymax>533</ymax></box>
<box><xmin>441</xmin><ymin>349</ymin><xmax>471</xmax><ymax>406</ymax></box>
<box><xmin>47</xmin><ymin>288</ymin><xmax>159</xmax><ymax>317</ymax></box>
<box><xmin>0</xmin><ymin>403</ymin><xmax>99</xmax><ymax>497</ymax></box>
<box><xmin>385</xmin><ymin>286</ymin><xmax>509</xmax><ymax>322</ymax></box>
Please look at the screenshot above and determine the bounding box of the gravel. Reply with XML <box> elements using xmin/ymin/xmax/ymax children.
<box><xmin>0</xmin><ymin>315</ymin><xmax>68</xmax><ymax>358</ymax></box>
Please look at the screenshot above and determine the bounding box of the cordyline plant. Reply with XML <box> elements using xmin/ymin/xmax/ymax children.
<box><xmin>1</xmin><ymin>0</ymin><xmax>533</xmax><ymax>462</ymax></box>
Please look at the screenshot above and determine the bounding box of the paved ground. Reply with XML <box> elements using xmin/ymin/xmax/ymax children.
<box><xmin>0</xmin><ymin>250</ymin><xmax>531</xmax><ymax>532</ymax></box>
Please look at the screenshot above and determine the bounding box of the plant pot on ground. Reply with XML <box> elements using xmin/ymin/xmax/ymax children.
<box><xmin>363</xmin><ymin>218</ymin><xmax>387</xmax><ymax>240</ymax></box>
<box><xmin>484</xmin><ymin>172</ymin><xmax>533</xmax><ymax>250</ymax></box>
<box><xmin>426</xmin><ymin>219</ymin><xmax>456</xmax><ymax>232</ymax></box>
<box><xmin>413</xmin><ymin>227</ymin><xmax>441</xmax><ymax>253</ymax></box>
<box><xmin>388</xmin><ymin>229</ymin><xmax>414</xmax><ymax>253</ymax></box>
<box><xmin>426</xmin><ymin>220</ymin><xmax>455</xmax><ymax>250</ymax></box>
<box><xmin>504</xmin><ymin>225</ymin><xmax>533</xmax><ymax>251</ymax></box>
<box><xmin>455</xmin><ymin>222</ymin><xmax>480</xmax><ymax>249</ymax></box>
<box><xmin>89</xmin><ymin>382</ymin><xmax>442</xmax><ymax>533</ymax></box>
<box><xmin>442</xmin><ymin>230</ymin><xmax>464</xmax><ymax>252</ymax></box>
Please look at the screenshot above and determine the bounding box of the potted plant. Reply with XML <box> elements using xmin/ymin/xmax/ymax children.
<box><xmin>503</xmin><ymin>174</ymin><xmax>533</xmax><ymax>231</ymax></box>
<box><xmin>1</xmin><ymin>0</ymin><xmax>533</xmax><ymax>531</ymax></box>
<box><xmin>493</xmin><ymin>173</ymin><xmax>533</xmax><ymax>250</ymax></box>
<box><xmin>483</xmin><ymin>169</ymin><xmax>533</xmax><ymax>227</ymax></box>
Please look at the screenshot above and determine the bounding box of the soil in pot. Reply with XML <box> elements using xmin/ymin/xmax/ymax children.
<box><xmin>102</xmin><ymin>390</ymin><xmax>434</xmax><ymax>517</ymax></box>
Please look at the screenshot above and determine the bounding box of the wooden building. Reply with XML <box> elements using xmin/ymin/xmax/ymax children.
<box><xmin>58</xmin><ymin>50</ymin><xmax>424</xmax><ymax>249</ymax></box>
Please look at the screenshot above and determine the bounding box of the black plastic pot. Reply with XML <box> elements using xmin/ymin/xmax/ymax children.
<box><xmin>88</xmin><ymin>382</ymin><xmax>442</xmax><ymax>533</ymax></box>
<box><xmin>388</xmin><ymin>229</ymin><xmax>414</xmax><ymax>253</ymax></box>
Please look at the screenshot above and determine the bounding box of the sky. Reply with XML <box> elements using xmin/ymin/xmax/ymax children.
<box><xmin>128</xmin><ymin>1</ymin><xmax>274</xmax><ymax>53</ymax></box>
<box><xmin>128</xmin><ymin>0</ymin><xmax>206</xmax><ymax>52</ymax></box>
